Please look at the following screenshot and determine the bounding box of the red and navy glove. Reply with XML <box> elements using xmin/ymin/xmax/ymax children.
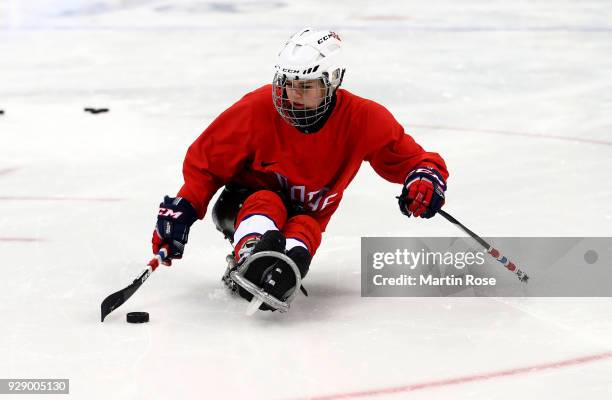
<box><xmin>152</xmin><ymin>196</ymin><xmax>198</xmax><ymax>265</ymax></box>
<box><xmin>398</xmin><ymin>167</ymin><xmax>446</xmax><ymax>219</ymax></box>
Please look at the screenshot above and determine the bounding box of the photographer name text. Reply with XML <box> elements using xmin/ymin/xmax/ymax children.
<box><xmin>372</xmin><ymin>274</ymin><xmax>496</xmax><ymax>286</ymax></box>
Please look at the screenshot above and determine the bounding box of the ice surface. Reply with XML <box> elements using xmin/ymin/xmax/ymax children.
<box><xmin>1</xmin><ymin>1</ymin><xmax>612</xmax><ymax>399</ymax></box>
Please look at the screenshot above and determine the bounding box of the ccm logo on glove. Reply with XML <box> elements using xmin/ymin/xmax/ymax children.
<box><xmin>158</xmin><ymin>208</ymin><xmax>184</xmax><ymax>219</ymax></box>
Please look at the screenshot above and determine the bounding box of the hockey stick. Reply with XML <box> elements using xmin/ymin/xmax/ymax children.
<box><xmin>100</xmin><ymin>248</ymin><xmax>168</xmax><ymax>322</ymax></box>
<box><xmin>438</xmin><ymin>210</ymin><xmax>529</xmax><ymax>283</ymax></box>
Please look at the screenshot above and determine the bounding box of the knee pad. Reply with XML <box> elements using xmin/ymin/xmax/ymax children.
<box><xmin>212</xmin><ymin>184</ymin><xmax>252</xmax><ymax>243</ymax></box>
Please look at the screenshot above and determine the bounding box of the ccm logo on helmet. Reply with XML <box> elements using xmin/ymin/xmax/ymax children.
<box><xmin>276</xmin><ymin>65</ymin><xmax>321</xmax><ymax>75</ymax></box>
<box><xmin>317</xmin><ymin>31</ymin><xmax>341</xmax><ymax>44</ymax></box>
<box><xmin>277</xmin><ymin>66</ymin><xmax>300</xmax><ymax>74</ymax></box>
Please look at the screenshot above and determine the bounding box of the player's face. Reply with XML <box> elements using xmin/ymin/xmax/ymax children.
<box><xmin>285</xmin><ymin>79</ymin><xmax>326</xmax><ymax>109</ymax></box>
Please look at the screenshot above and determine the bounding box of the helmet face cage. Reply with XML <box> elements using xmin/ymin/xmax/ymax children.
<box><xmin>272</xmin><ymin>69</ymin><xmax>342</xmax><ymax>131</ymax></box>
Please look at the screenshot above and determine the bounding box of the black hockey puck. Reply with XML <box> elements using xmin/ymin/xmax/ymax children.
<box><xmin>84</xmin><ymin>107</ymin><xmax>109</xmax><ymax>114</ymax></box>
<box><xmin>126</xmin><ymin>312</ymin><xmax>149</xmax><ymax>323</ymax></box>
<box><xmin>0</xmin><ymin>110</ymin><xmax>4</xmax><ymax>115</ymax></box>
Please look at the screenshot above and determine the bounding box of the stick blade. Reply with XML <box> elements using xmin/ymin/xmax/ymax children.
<box><xmin>100</xmin><ymin>278</ymin><xmax>142</xmax><ymax>322</ymax></box>
<box><xmin>101</xmin><ymin>291</ymin><xmax>126</xmax><ymax>322</ymax></box>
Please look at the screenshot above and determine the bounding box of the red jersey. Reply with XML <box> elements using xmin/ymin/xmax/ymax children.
<box><xmin>177</xmin><ymin>85</ymin><xmax>448</xmax><ymax>231</ymax></box>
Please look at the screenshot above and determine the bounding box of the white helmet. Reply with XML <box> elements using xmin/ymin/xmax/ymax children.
<box><xmin>272</xmin><ymin>28</ymin><xmax>345</xmax><ymax>132</ymax></box>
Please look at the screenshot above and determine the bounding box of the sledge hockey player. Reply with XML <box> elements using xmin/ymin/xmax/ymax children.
<box><xmin>152</xmin><ymin>28</ymin><xmax>449</xmax><ymax>312</ymax></box>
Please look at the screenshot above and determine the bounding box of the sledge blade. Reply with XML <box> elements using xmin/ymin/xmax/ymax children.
<box><xmin>245</xmin><ymin>298</ymin><xmax>264</xmax><ymax>316</ymax></box>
